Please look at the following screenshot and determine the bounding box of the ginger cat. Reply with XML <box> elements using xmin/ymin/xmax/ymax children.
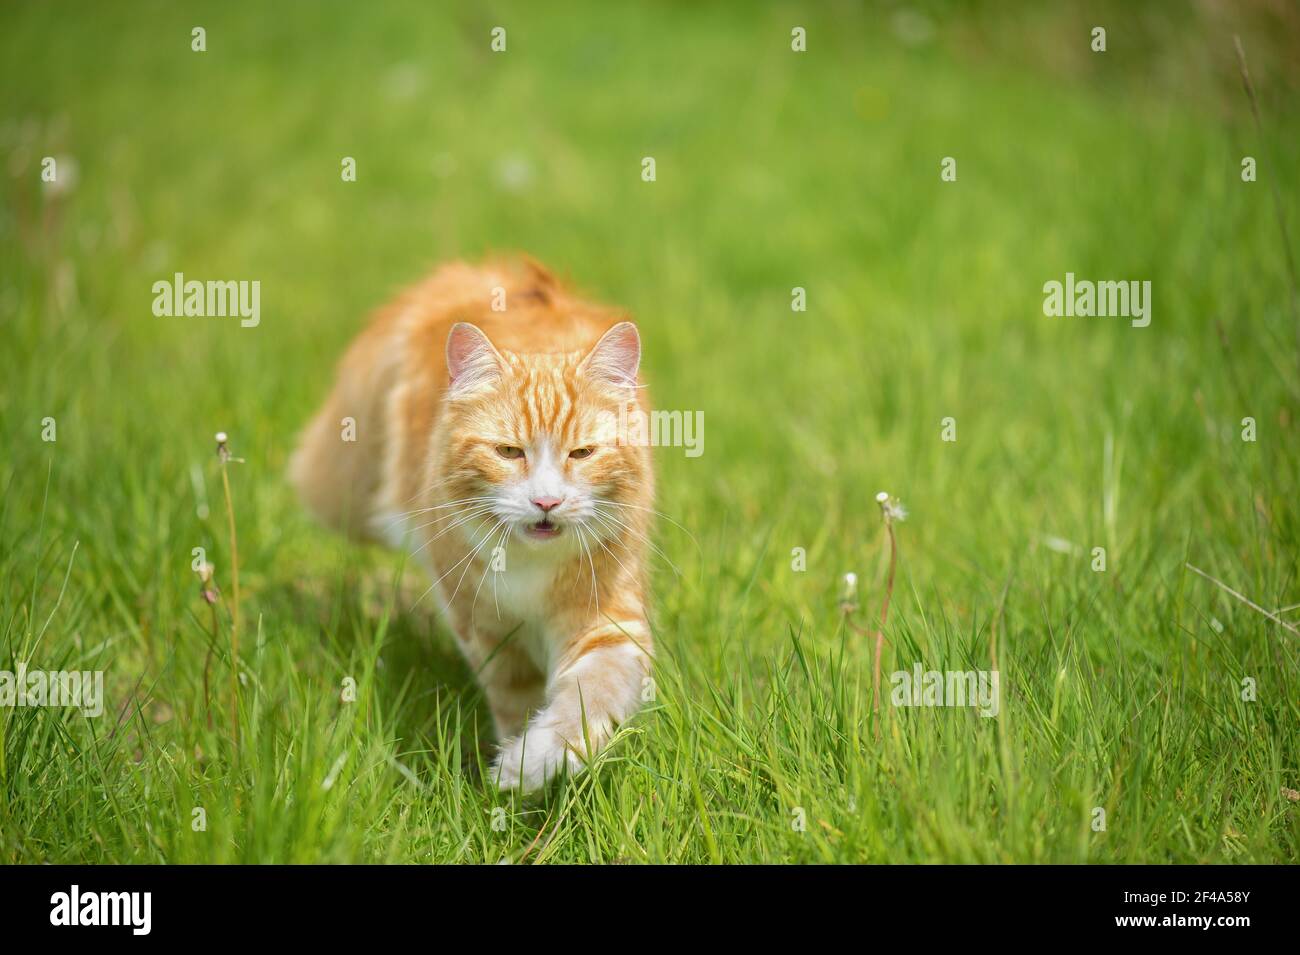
<box><xmin>290</xmin><ymin>259</ymin><xmax>654</xmax><ymax>792</ymax></box>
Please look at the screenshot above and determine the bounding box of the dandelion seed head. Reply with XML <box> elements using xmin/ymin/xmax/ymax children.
<box><xmin>876</xmin><ymin>491</ymin><xmax>907</xmax><ymax>524</ymax></box>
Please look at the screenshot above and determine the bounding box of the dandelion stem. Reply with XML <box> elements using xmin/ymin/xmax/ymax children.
<box><xmin>203</xmin><ymin>600</ymin><xmax>218</xmax><ymax>731</ymax></box>
<box><xmin>218</xmin><ymin>444</ymin><xmax>241</xmax><ymax>751</ymax></box>
<box><xmin>874</xmin><ymin>521</ymin><xmax>896</xmax><ymax>730</ymax></box>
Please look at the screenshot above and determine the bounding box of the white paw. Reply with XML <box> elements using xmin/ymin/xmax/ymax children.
<box><xmin>492</xmin><ymin>724</ymin><xmax>584</xmax><ymax>793</ymax></box>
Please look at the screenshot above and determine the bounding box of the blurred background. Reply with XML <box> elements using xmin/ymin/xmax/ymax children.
<box><xmin>2</xmin><ymin>1</ymin><xmax>1298</xmax><ymax>862</ymax></box>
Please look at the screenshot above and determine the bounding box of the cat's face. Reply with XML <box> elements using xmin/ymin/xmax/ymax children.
<box><xmin>438</xmin><ymin>322</ymin><xmax>650</xmax><ymax>553</ymax></box>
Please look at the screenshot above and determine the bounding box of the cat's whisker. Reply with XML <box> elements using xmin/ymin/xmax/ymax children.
<box><xmin>576</xmin><ymin>524</ymin><xmax>601</xmax><ymax>616</ymax></box>
<box><xmin>379</xmin><ymin>500</ymin><xmax>496</xmax><ymax>548</ymax></box>
<box><xmin>491</xmin><ymin>523</ymin><xmax>509</xmax><ymax>620</ymax></box>
<box><xmin>592</xmin><ymin>501</ymin><xmax>686</xmax><ymax>566</ymax></box>
<box><xmin>408</xmin><ymin>502</ymin><xmax>496</xmax><ymax>536</ymax></box>
<box><xmin>470</xmin><ymin>521</ymin><xmax>511</xmax><ymax>626</ymax></box>
<box><xmin>592</xmin><ymin>499</ymin><xmax>700</xmax><ymax>553</ymax></box>
<box><xmin>395</xmin><ymin>472</ymin><xmax>470</xmax><ymax>509</ymax></box>
<box><xmin>408</xmin><ymin>504</ymin><xmax>499</xmax><ymax>555</ymax></box>
<box><xmin>405</xmin><ymin>502</ymin><xmax>495</xmax><ymax>536</ymax></box>
<box><xmin>588</xmin><ymin>516</ymin><xmax>667</xmax><ymax>581</ymax></box>
<box><xmin>588</xmin><ymin>506</ymin><xmax>683</xmax><ymax>578</ymax></box>
<box><xmin>586</xmin><ymin>511</ymin><xmax>676</xmax><ymax>596</ymax></box>
<box><xmin>383</xmin><ymin>495</ymin><xmax>497</xmax><ymax>526</ymax></box>
<box><xmin>446</xmin><ymin>518</ymin><xmax>508</xmax><ymax>610</ymax></box>
<box><xmin>410</xmin><ymin>515</ymin><xmax>501</xmax><ymax>609</ymax></box>
<box><xmin>583</xmin><ymin>519</ymin><xmax>638</xmax><ymax>586</ymax></box>
<box><xmin>391</xmin><ymin>498</ymin><xmax>497</xmax><ymax>522</ymax></box>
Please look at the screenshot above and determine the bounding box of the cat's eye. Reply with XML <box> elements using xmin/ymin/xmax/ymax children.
<box><xmin>496</xmin><ymin>445</ymin><xmax>524</xmax><ymax>460</ymax></box>
<box><xmin>569</xmin><ymin>447</ymin><xmax>595</xmax><ymax>460</ymax></box>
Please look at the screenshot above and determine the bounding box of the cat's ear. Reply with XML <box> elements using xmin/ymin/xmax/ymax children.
<box><xmin>445</xmin><ymin>323</ymin><xmax>503</xmax><ymax>396</ymax></box>
<box><xmin>580</xmin><ymin>321</ymin><xmax>641</xmax><ymax>387</ymax></box>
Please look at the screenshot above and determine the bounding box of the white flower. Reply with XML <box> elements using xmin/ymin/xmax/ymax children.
<box><xmin>839</xmin><ymin>571</ymin><xmax>859</xmax><ymax>609</ymax></box>
<box><xmin>875</xmin><ymin>491</ymin><xmax>907</xmax><ymax>524</ymax></box>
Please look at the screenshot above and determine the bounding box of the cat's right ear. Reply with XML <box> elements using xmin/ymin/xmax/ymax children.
<box><xmin>445</xmin><ymin>323</ymin><xmax>503</xmax><ymax>397</ymax></box>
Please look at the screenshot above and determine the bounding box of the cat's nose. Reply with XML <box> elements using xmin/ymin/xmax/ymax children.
<box><xmin>531</xmin><ymin>496</ymin><xmax>564</xmax><ymax>513</ymax></box>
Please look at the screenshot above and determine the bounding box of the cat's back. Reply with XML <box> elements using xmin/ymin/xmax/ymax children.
<box><xmin>392</xmin><ymin>258</ymin><xmax>627</xmax><ymax>364</ymax></box>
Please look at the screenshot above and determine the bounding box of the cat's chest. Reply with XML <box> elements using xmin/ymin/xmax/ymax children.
<box><xmin>490</xmin><ymin>557</ymin><xmax>568</xmax><ymax>667</ymax></box>
<box><xmin>494</xmin><ymin>559</ymin><xmax>559</xmax><ymax>622</ymax></box>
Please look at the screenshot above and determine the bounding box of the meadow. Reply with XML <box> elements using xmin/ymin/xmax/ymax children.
<box><xmin>2</xmin><ymin>1</ymin><xmax>1298</xmax><ymax>863</ymax></box>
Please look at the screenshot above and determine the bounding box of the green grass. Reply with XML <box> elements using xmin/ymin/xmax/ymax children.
<box><xmin>2</xmin><ymin>0</ymin><xmax>1299</xmax><ymax>863</ymax></box>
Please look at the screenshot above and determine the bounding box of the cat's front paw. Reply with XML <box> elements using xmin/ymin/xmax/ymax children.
<box><xmin>492</xmin><ymin>724</ymin><xmax>584</xmax><ymax>793</ymax></box>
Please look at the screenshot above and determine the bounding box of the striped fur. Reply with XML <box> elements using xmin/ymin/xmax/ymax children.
<box><xmin>290</xmin><ymin>258</ymin><xmax>654</xmax><ymax>791</ymax></box>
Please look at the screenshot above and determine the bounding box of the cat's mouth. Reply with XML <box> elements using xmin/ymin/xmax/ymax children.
<box><xmin>523</xmin><ymin>518</ymin><xmax>563</xmax><ymax>540</ymax></box>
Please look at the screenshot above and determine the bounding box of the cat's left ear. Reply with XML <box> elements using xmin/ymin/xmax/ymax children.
<box><xmin>580</xmin><ymin>321</ymin><xmax>641</xmax><ymax>387</ymax></box>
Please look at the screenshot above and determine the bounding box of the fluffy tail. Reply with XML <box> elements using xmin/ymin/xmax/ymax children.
<box><xmin>288</xmin><ymin>320</ymin><xmax>401</xmax><ymax>541</ymax></box>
